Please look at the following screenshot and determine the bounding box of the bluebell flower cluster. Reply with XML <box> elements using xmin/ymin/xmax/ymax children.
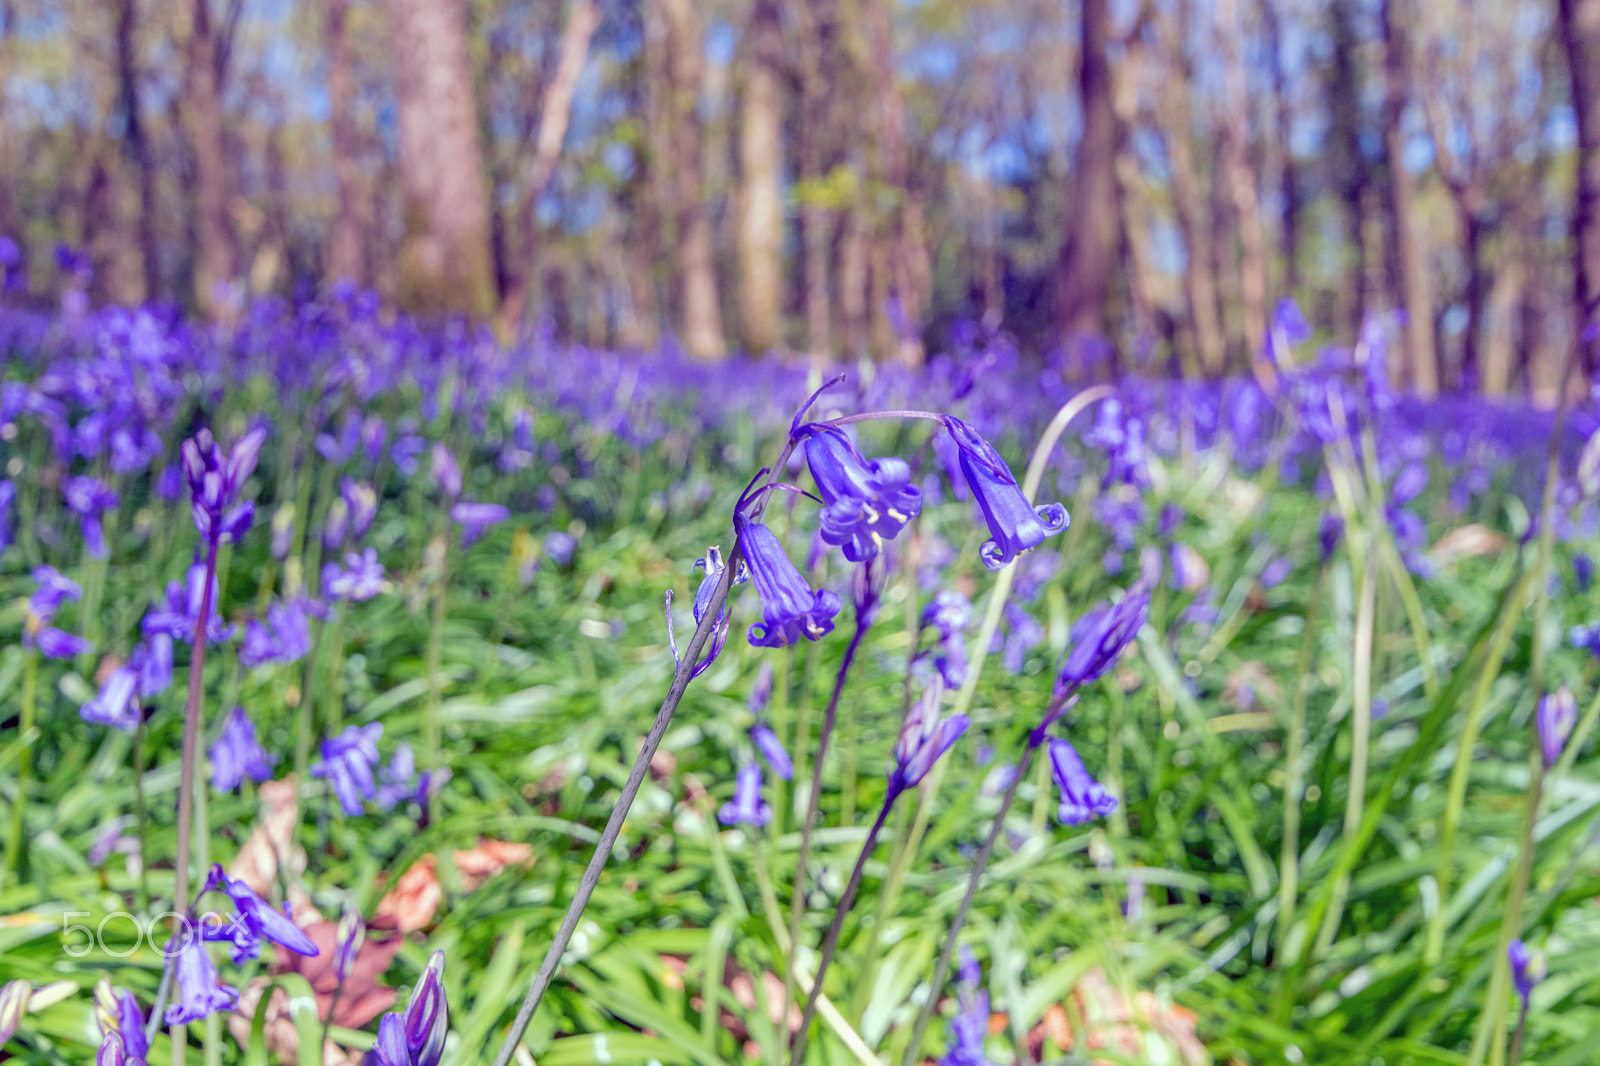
<box><xmin>364</xmin><ymin>950</ymin><xmax>449</xmax><ymax>1066</ymax></box>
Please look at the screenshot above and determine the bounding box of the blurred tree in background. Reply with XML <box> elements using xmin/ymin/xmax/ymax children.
<box><xmin>0</xmin><ymin>0</ymin><xmax>1595</xmax><ymax>391</ymax></box>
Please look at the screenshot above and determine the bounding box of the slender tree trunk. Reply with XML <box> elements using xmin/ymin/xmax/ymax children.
<box><xmin>1330</xmin><ymin>0</ymin><xmax>1368</xmax><ymax>335</ymax></box>
<box><xmin>186</xmin><ymin>0</ymin><xmax>235</xmax><ymax>316</ymax></box>
<box><xmin>389</xmin><ymin>0</ymin><xmax>496</xmax><ymax>317</ymax></box>
<box><xmin>839</xmin><ymin>205</ymin><xmax>869</xmax><ymax>358</ymax></box>
<box><xmin>1056</xmin><ymin>0</ymin><xmax>1119</xmax><ymax>345</ymax></box>
<box><xmin>0</xmin><ymin>0</ymin><xmax>12</xmax><ymax>244</ymax></box>
<box><xmin>1264</xmin><ymin>0</ymin><xmax>1299</xmax><ymax>294</ymax></box>
<box><xmin>1564</xmin><ymin>0</ymin><xmax>1600</xmax><ymax>378</ymax></box>
<box><xmin>1217</xmin><ymin>0</ymin><xmax>1267</xmax><ymax>375</ymax></box>
<box><xmin>737</xmin><ymin>0</ymin><xmax>784</xmax><ymax>354</ymax></box>
<box><xmin>115</xmin><ymin>0</ymin><xmax>158</xmax><ymax>301</ymax></box>
<box><xmin>798</xmin><ymin>0</ymin><xmax>834</xmax><ymax>356</ymax></box>
<box><xmin>498</xmin><ymin>0</ymin><xmax>600</xmax><ymax>332</ymax></box>
<box><xmin>655</xmin><ymin>0</ymin><xmax>725</xmax><ymax>358</ymax></box>
<box><xmin>1461</xmin><ymin>208</ymin><xmax>1487</xmax><ymax>389</ymax></box>
<box><xmin>324</xmin><ymin>0</ymin><xmax>364</xmax><ymax>287</ymax></box>
<box><xmin>1381</xmin><ymin>0</ymin><xmax>1437</xmax><ymax>395</ymax></box>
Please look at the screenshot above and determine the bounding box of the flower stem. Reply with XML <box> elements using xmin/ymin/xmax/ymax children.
<box><xmin>898</xmin><ymin>740</ymin><xmax>1038</xmax><ymax>1066</ymax></box>
<box><xmin>426</xmin><ymin>542</ymin><xmax>448</xmax><ymax>764</ymax></box>
<box><xmin>1471</xmin><ymin>760</ymin><xmax>1545</xmax><ymax>1066</ymax></box>
<box><xmin>1272</xmin><ymin>562</ymin><xmax>1323</xmax><ymax>1014</ymax></box>
<box><xmin>6</xmin><ymin>651</ymin><xmax>37</xmax><ymax>880</ymax></box>
<box><xmin>134</xmin><ymin>711</ymin><xmax>151</xmax><ymax>909</ymax></box>
<box><xmin>789</xmin><ymin>798</ymin><xmax>894</xmax><ymax>1066</ymax></box>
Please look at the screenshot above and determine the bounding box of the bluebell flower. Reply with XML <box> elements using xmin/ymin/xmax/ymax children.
<box><xmin>93</xmin><ymin>977</ymin><xmax>148</xmax><ymax>1062</ymax></box>
<box><xmin>209</xmin><ymin>707</ymin><xmax>277</xmax><ymax>792</ymax></box>
<box><xmin>342</xmin><ymin>478</ymin><xmax>379</xmax><ymax>540</ymax></box>
<box><xmin>888</xmin><ymin>684</ymin><xmax>969</xmax><ymax>794</ymax></box>
<box><xmin>1508</xmin><ymin>939</ymin><xmax>1543</xmax><ymax>1008</ymax></box>
<box><xmin>667</xmin><ymin>545</ymin><xmax>744</xmax><ymax>678</ymax></box>
<box><xmin>1048</xmin><ymin>738</ymin><xmax>1117</xmax><ymax>825</ymax></box>
<box><xmin>718</xmin><ymin>762</ymin><xmax>772</xmax><ymax>827</ymax></box>
<box><xmin>794</xmin><ymin>423</ymin><xmax>922</xmax><ymax>562</ymax></box>
<box><xmin>0</xmin><ymin>979</ymin><xmax>28</xmax><ymax>1051</ymax></box>
<box><xmin>362</xmin><ymin>417</ymin><xmax>389</xmax><ymax>467</ymax></box>
<box><xmin>1264</xmin><ymin>297</ymin><xmax>1312</xmax><ymax>368</ymax></box>
<box><xmin>922</xmin><ymin>589</ymin><xmax>972</xmax><ymax>688</ymax></box>
<box><xmin>391</xmin><ymin>435</ymin><xmax>426</xmax><ymax>476</ymax></box>
<box><xmin>375</xmin><ymin>743</ymin><xmax>417</xmax><ymax>810</ymax></box>
<box><xmin>1055</xmin><ymin>583</ymin><xmax>1149</xmax><ymax>699</ymax></box>
<box><xmin>1319</xmin><ymin>511</ymin><xmax>1344</xmax><ymax>562</ymax></box>
<box><xmin>737</xmin><ymin>517</ymin><xmax>840</xmax><ymax>648</ymax></box>
<box><xmin>202</xmin><ymin>864</ymin><xmax>318</xmax><ymax>964</ymax></box>
<box><xmin>940</xmin><ymin>947</ymin><xmax>996</xmax><ymax>1066</ymax></box>
<box><xmin>451</xmin><ymin>501</ymin><xmax>510</xmax><ymax>547</ymax></box>
<box><xmin>1538</xmin><ymin>687</ymin><xmax>1577</xmax><ymax>769</ymax></box>
<box><xmin>313</xmin><ymin>723</ymin><xmax>383</xmax><ymax>815</ymax></box>
<box><xmin>430</xmin><ymin>444</ymin><xmax>462</xmax><ymax>498</ymax></box>
<box><xmin>29</xmin><ymin>564</ymin><xmax>81</xmax><ymax>621</ymax></box>
<box><xmin>181</xmin><ymin>426</ymin><xmax>266</xmax><ymax>545</ymax></box>
<box><xmin>364</xmin><ymin>949</ymin><xmax>448</xmax><ymax>1066</ymax></box>
<box><xmin>98</xmin><ymin>1030</ymin><xmax>135</xmax><ymax>1066</ymax></box>
<box><xmin>1260</xmin><ymin>555</ymin><xmax>1293</xmax><ymax>588</ymax></box>
<box><xmin>323</xmin><ymin>548</ymin><xmax>387</xmax><ymax>601</ymax></box>
<box><xmin>316</xmin><ymin>412</ymin><xmax>363</xmax><ymax>464</ymax></box>
<box><xmin>163</xmin><ymin>935</ymin><xmax>237</xmax><ymax>1025</ymax></box>
<box><xmin>322</xmin><ymin>498</ymin><xmax>350</xmax><ymax>550</ymax></box>
<box><xmin>749</xmin><ymin>661</ymin><xmax>774</xmax><ymax>716</ymax></box>
<box><xmin>143</xmin><ymin>561</ymin><xmax>233</xmax><ymax>644</ymax></box>
<box><xmin>1577</xmin><ymin>553</ymin><xmax>1595</xmax><ymax>591</ymax></box>
<box><xmin>942</xmin><ymin>416</ymin><xmax>1068</xmax><ymax>569</ymax></box>
<box><xmin>63</xmin><ymin>475</ymin><xmax>119</xmax><ymax>558</ymax></box>
<box><xmin>35</xmin><ymin>626</ymin><xmax>89</xmax><ymax>659</ymax></box>
<box><xmin>334</xmin><ymin>902</ymin><xmax>365</xmax><ymax>984</ymax></box>
<box><xmin>0</xmin><ymin>479</ymin><xmax>13</xmax><ymax>553</ymax></box>
<box><xmin>750</xmin><ymin>723</ymin><xmax>793</xmax><ymax>781</ymax></box>
<box><xmin>545</xmin><ymin>531</ymin><xmax>576</xmax><ymax>565</ymax></box>
<box><xmin>1158</xmin><ymin>501</ymin><xmax>1185</xmax><ymax>537</ymax></box>
<box><xmin>81</xmin><ymin>662</ymin><xmax>141</xmax><ymax>732</ymax></box>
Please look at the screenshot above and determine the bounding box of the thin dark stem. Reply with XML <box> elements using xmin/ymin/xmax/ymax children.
<box><xmin>134</xmin><ymin>713</ymin><xmax>151</xmax><ymax>911</ymax></box>
<box><xmin>898</xmin><ymin>739</ymin><xmax>1039</xmax><ymax>1066</ymax></box>
<box><xmin>789</xmin><ymin>798</ymin><xmax>895</xmax><ymax>1066</ymax></box>
<box><xmin>172</xmin><ymin>540</ymin><xmax>218</xmax><ymax>925</ymax></box>
<box><xmin>145</xmin><ymin>943</ymin><xmax>177</xmax><ymax>1045</ymax></box>
<box><xmin>786</xmin><ymin>614</ymin><xmax>870</xmax><ymax>1021</ymax></box>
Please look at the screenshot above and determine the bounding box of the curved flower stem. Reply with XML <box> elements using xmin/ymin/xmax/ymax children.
<box><xmin>822</xmin><ymin>410</ymin><xmax>947</xmax><ymax>428</ymax></box>
<box><xmin>897</xmin><ymin>739</ymin><xmax>1040</xmax><ymax>1066</ymax></box>
<box><xmin>5</xmin><ymin>651</ymin><xmax>37</xmax><ymax>879</ymax></box>
<box><xmin>790</xmin><ymin>798</ymin><xmax>895</xmax><ymax>1066</ymax></box>
<box><xmin>787</xmin><ymin>616</ymin><xmax>869</xmax><ymax>1025</ymax></box>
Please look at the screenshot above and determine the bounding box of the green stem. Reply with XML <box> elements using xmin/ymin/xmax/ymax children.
<box><xmin>1471</xmin><ymin>760</ymin><xmax>1545</xmax><ymax>1066</ymax></box>
<box><xmin>6</xmin><ymin>652</ymin><xmax>37</xmax><ymax>879</ymax></box>
<box><xmin>134</xmin><ymin>712</ymin><xmax>151</xmax><ymax>909</ymax></box>
<box><xmin>1272</xmin><ymin>564</ymin><xmax>1323</xmax><ymax>1015</ymax></box>
<box><xmin>426</xmin><ymin>547</ymin><xmax>447</xmax><ymax>764</ymax></box>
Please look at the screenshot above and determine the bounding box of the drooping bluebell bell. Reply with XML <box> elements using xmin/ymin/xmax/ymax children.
<box><xmin>1319</xmin><ymin>511</ymin><xmax>1344</xmax><ymax>562</ymax></box>
<box><xmin>1260</xmin><ymin>555</ymin><xmax>1293</xmax><ymax>588</ymax></box>
<box><xmin>334</xmin><ymin>901</ymin><xmax>365</xmax><ymax>984</ymax></box>
<box><xmin>163</xmin><ymin>934</ymin><xmax>237</xmax><ymax>1025</ymax></box>
<box><xmin>750</xmin><ymin>722</ymin><xmax>792</xmax><ymax>781</ymax></box>
<box><xmin>322</xmin><ymin>497</ymin><xmax>350</xmax><ymax>550</ymax></box>
<box><xmin>942</xmin><ymin>416</ymin><xmax>1068</xmax><ymax>569</ymax></box>
<box><xmin>888</xmin><ymin>683</ymin><xmax>969</xmax><ymax>795</ymax></box>
<box><xmin>737</xmin><ymin>516</ymin><xmax>841</xmax><ymax>648</ymax></box>
<box><xmin>181</xmin><ymin>426</ymin><xmax>266</xmax><ymax>545</ymax></box>
<box><xmin>718</xmin><ymin>762</ymin><xmax>772</xmax><ymax>827</ymax></box>
<box><xmin>81</xmin><ymin>660</ymin><xmax>140</xmax><ymax>732</ymax></box>
<box><xmin>667</xmin><ymin>545</ymin><xmax>744</xmax><ymax>677</ymax></box>
<box><xmin>1264</xmin><ymin>296</ymin><xmax>1312</xmax><ymax>368</ymax></box>
<box><xmin>209</xmin><ymin>707</ymin><xmax>277</xmax><ymax>792</ymax></box>
<box><xmin>312</xmin><ymin>723</ymin><xmax>384</xmax><ymax>815</ymax></box>
<box><xmin>375</xmin><ymin>743</ymin><xmax>418</xmax><ymax>811</ymax></box>
<box><xmin>1538</xmin><ymin>687</ymin><xmax>1577</xmax><ymax>769</ymax></box>
<box><xmin>430</xmin><ymin>443</ymin><xmax>462</xmax><ymax>498</ymax></box>
<box><xmin>323</xmin><ymin>547</ymin><xmax>388</xmax><ymax>601</ymax></box>
<box><xmin>93</xmin><ymin>977</ymin><xmax>148</xmax><ymax>1063</ymax></box>
<box><xmin>34</xmin><ymin>626</ymin><xmax>89</xmax><ymax>659</ymax></box>
<box><xmin>364</xmin><ymin>949</ymin><xmax>448</xmax><ymax>1066</ymax></box>
<box><xmin>1054</xmin><ymin>583</ymin><xmax>1150</xmax><ymax>699</ymax></box>
<box><xmin>201</xmin><ymin>864</ymin><xmax>319</xmax><ymax>964</ymax></box>
<box><xmin>1577</xmin><ymin>553</ymin><xmax>1595</xmax><ymax>591</ymax></box>
<box><xmin>793</xmin><ymin>422</ymin><xmax>922</xmax><ymax>562</ymax></box>
<box><xmin>143</xmin><ymin>559</ymin><xmax>234</xmax><ymax>644</ymax></box>
<box><xmin>362</xmin><ymin>416</ymin><xmax>389</xmax><ymax>468</ymax></box>
<box><xmin>63</xmin><ymin>475</ymin><xmax>119</xmax><ymax>558</ymax></box>
<box><xmin>1168</xmin><ymin>542</ymin><xmax>1207</xmax><ymax>590</ymax></box>
<box><xmin>391</xmin><ymin>434</ymin><xmax>426</xmax><ymax>477</ymax></box>
<box><xmin>1048</xmin><ymin>738</ymin><xmax>1117</xmax><ymax>825</ymax></box>
<box><xmin>993</xmin><ymin>602</ymin><xmax>1042</xmax><ymax>675</ymax></box>
<box><xmin>1158</xmin><ymin>501</ymin><xmax>1184</xmax><ymax>538</ymax></box>
<box><xmin>1508</xmin><ymin>939</ymin><xmax>1543</xmax><ymax>1009</ymax></box>
<box><xmin>29</xmin><ymin>564</ymin><xmax>80</xmax><ymax>620</ymax></box>
<box><xmin>451</xmin><ymin>501</ymin><xmax>510</xmax><ymax>547</ymax></box>
<box><xmin>940</xmin><ymin>948</ymin><xmax>996</xmax><ymax>1066</ymax></box>
<box><xmin>342</xmin><ymin>477</ymin><xmax>379</xmax><ymax>540</ymax></box>
<box><xmin>921</xmin><ymin>589</ymin><xmax>972</xmax><ymax>688</ymax></box>
<box><xmin>316</xmin><ymin>411</ymin><xmax>363</xmax><ymax>464</ymax></box>
<box><xmin>749</xmin><ymin>661</ymin><xmax>774</xmax><ymax>716</ymax></box>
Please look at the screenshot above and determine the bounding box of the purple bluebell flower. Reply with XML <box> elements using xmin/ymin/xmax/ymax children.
<box><xmin>312</xmin><ymin>723</ymin><xmax>383</xmax><ymax>815</ymax></box>
<box><xmin>1538</xmin><ymin>687</ymin><xmax>1577</xmax><ymax>769</ymax></box>
<box><xmin>940</xmin><ymin>948</ymin><xmax>996</xmax><ymax>1066</ymax></box>
<box><xmin>81</xmin><ymin>663</ymin><xmax>140</xmax><ymax>732</ymax></box>
<box><xmin>0</xmin><ymin>979</ymin><xmax>28</xmax><ymax>1050</ymax></box>
<box><xmin>181</xmin><ymin>426</ymin><xmax>266</xmax><ymax>545</ymax></box>
<box><xmin>795</xmin><ymin>423</ymin><xmax>922</xmax><ymax>562</ymax></box>
<box><xmin>63</xmin><ymin>475</ymin><xmax>119</xmax><ymax>558</ymax></box>
<box><xmin>1577</xmin><ymin>553</ymin><xmax>1595</xmax><ymax>591</ymax></box>
<box><xmin>1508</xmin><ymin>939</ymin><xmax>1542</xmax><ymax>1007</ymax></box>
<box><xmin>451</xmin><ymin>502</ymin><xmax>510</xmax><ymax>547</ymax></box>
<box><xmin>1391</xmin><ymin>462</ymin><xmax>1429</xmax><ymax>507</ymax></box>
<box><xmin>1049</xmin><ymin>738</ymin><xmax>1117</xmax><ymax>825</ymax></box>
<box><xmin>545</xmin><ymin>531</ymin><xmax>576</xmax><ymax>565</ymax></box>
<box><xmin>1055</xmin><ymin>583</ymin><xmax>1150</xmax><ymax>699</ymax></box>
<box><xmin>1102</xmin><ymin>549</ymin><xmax>1124</xmax><ymax>575</ymax></box>
<box><xmin>1169</xmin><ymin>542</ymin><xmax>1207</xmax><ymax>590</ymax></box>
<box><xmin>1265</xmin><ymin>297</ymin><xmax>1311</xmax><ymax>367</ymax></box>
<box><xmin>322</xmin><ymin>498</ymin><xmax>350</xmax><ymax>550</ymax></box>
<box><xmin>316</xmin><ymin>412</ymin><xmax>363</xmax><ymax>464</ymax></box>
<box><xmin>888</xmin><ymin>684</ymin><xmax>969</xmax><ymax>794</ymax></box>
<box><xmin>138</xmin><ymin>636</ymin><xmax>172</xmax><ymax>696</ymax></box>
<box><xmin>719</xmin><ymin>762</ymin><xmax>772</xmax><ymax>827</ymax></box>
<box><xmin>942</xmin><ymin>416</ymin><xmax>1069</xmax><ymax>569</ymax></box>
<box><xmin>1158</xmin><ymin>501</ymin><xmax>1185</xmax><ymax>537</ymax></box>
<box><xmin>737</xmin><ymin>516</ymin><xmax>840</xmax><ymax>648</ymax></box>
<box><xmin>375</xmin><ymin>743</ymin><xmax>417</xmax><ymax>810</ymax></box>
<box><xmin>35</xmin><ymin>626</ymin><xmax>89</xmax><ymax>659</ymax></box>
<box><xmin>342</xmin><ymin>478</ymin><xmax>379</xmax><ymax>540</ymax></box>
<box><xmin>93</xmin><ymin>978</ymin><xmax>148</xmax><ymax>1062</ymax></box>
<box><xmin>98</xmin><ymin>1031</ymin><xmax>133</xmax><ymax>1066</ymax></box>
<box><xmin>994</xmin><ymin>603</ymin><xmax>1042</xmax><ymax>675</ymax></box>
<box><xmin>922</xmin><ymin>589</ymin><xmax>972</xmax><ymax>688</ymax></box>
<box><xmin>202</xmin><ymin>865</ymin><xmax>318</xmax><ymax>964</ymax></box>
<box><xmin>29</xmin><ymin>565</ymin><xmax>81</xmax><ymax>621</ymax></box>
<box><xmin>163</xmin><ymin>935</ymin><xmax>237</xmax><ymax>1025</ymax></box>
<box><xmin>1260</xmin><ymin>555</ymin><xmax>1293</xmax><ymax>588</ymax></box>
<box><xmin>391</xmin><ymin>435</ymin><xmax>426</xmax><ymax>477</ymax></box>
<box><xmin>334</xmin><ymin>903</ymin><xmax>365</xmax><ymax>984</ymax></box>
<box><xmin>0</xmin><ymin>479</ymin><xmax>13</xmax><ymax>553</ymax></box>
<box><xmin>749</xmin><ymin>661</ymin><xmax>774</xmax><ymax>716</ymax></box>
<box><xmin>430</xmin><ymin>444</ymin><xmax>462</xmax><ymax>498</ymax></box>
<box><xmin>667</xmin><ymin>545</ymin><xmax>744</xmax><ymax>678</ymax></box>
<box><xmin>750</xmin><ymin>723</ymin><xmax>793</xmax><ymax>781</ymax></box>
<box><xmin>362</xmin><ymin>417</ymin><xmax>389</xmax><ymax>468</ymax></box>
<box><xmin>238</xmin><ymin>618</ymin><xmax>280</xmax><ymax>668</ymax></box>
<box><xmin>364</xmin><ymin>949</ymin><xmax>448</xmax><ymax>1066</ymax></box>
<box><xmin>143</xmin><ymin>561</ymin><xmax>233</xmax><ymax>644</ymax></box>
<box><xmin>323</xmin><ymin>548</ymin><xmax>387</xmax><ymax>601</ymax></box>
<box><xmin>209</xmin><ymin>707</ymin><xmax>277</xmax><ymax>792</ymax></box>
<box><xmin>1319</xmin><ymin>511</ymin><xmax>1344</xmax><ymax>562</ymax></box>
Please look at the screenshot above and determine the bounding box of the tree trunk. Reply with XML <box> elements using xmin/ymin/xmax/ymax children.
<box><xmin>737</xmin><ymin>0</ymin><xmax>784</xmax><ymax>354</ymax></box>
<box><xmin>839</xmin><ymin>205</ymin><xmax>869</xmax><ymax>359</ymax></box>
<box><xmin>1564</xmin><ymin>0</ymin><xmax>1600</xmax><ymax>377</ymax></box>
<box><xmin>114</xmin><ymin>0</ymin><xmax>158</xmax><ymax>301</ymax></box>
<box><xmin>1217</xmin><ymin>0</ymin><xmax>1267</xmax><ymax>376</ymax></box>
<box><xmin>1264</xmin><ymin>0</ymin><xmax>1299</xmax><ymax>294</ymax></box>
<box><xmin>1056</xmin><ymin>0</ymin><xmax>1119</xmax><ymax>346</ymax></box>
<box><xmin>1461</xmin><ymin>208</ymin><xmax>1486</xmax><ymax>389</ymax></box>
<box><xmin>1381</xmin><ymin>0</ymin><xmax>1437</xmax><ymax>395</ymax></box>
<box><xmin>655</xmin><ymin>0</ymin><xmax>726</xmax><ymax>358</ymax></box>
<box><xmin>798</xmin><ymin>0</ymin><xmax>835</xmax><ymax>356</ymax></box>
<box><xmin>186</xmin><ymin>0</ymin><xmax>235</xmax><ymax>316</ymax></box>
<box><xmin>0</xmin><ymin>0</ymin><xmax>13</xmax><ymax>244</ymax></box>
<box><xmin>324</xmin><ymin>0</ymin><xmax>364</xmax><ymax>287</ymax></box>
<box><xmin>1329</xmin><ymin>0</ymin><xmax>1368</xmax><ymax>336</ymax></box>
<box><xmin>389</xmin><ymin>0</ymin><xmax>496</xmax><ymax>317</ymax></box>
<box><xmin>498</xmin><ymin>0</ymin><xmax>600</xmax><ymax>332</ymax></box>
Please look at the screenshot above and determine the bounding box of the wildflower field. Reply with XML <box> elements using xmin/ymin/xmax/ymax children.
<box><xmin>4</xmin><ymin>297</ymin><xmax>1600</xmax><ymax>1066</ymax></box>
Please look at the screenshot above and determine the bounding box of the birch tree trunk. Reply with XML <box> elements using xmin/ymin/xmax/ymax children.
<box><xmin>390</xmin><ymin>0</ymin><xmax>497</xmax><ymax>317</ymax></box>
<box><xmin>737</xmin><ymin>0</ymin><xmax>784</xmax><ymax>354</ymax></box>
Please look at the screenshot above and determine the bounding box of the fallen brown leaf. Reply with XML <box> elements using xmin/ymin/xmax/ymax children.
<box><xmin>272</xmin><ymin>915</ymin><xmax>404</xmax><ymax>1029</ymax></box>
